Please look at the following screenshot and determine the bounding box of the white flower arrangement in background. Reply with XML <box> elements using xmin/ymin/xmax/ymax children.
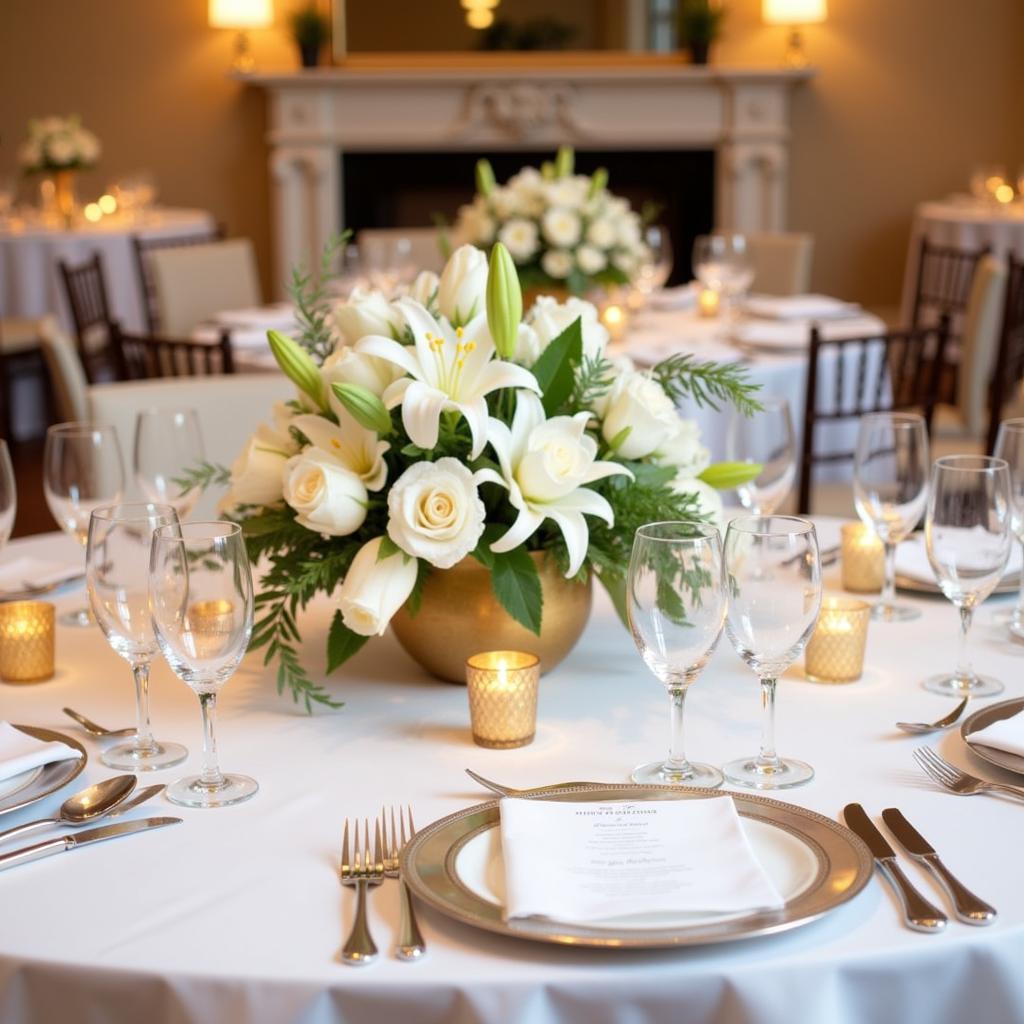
<box><xmin>18</xmin><ymin>115</ymin><xmax>101</xmax><ymax>173</ymax></box>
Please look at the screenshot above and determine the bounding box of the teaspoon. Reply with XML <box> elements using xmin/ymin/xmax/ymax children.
<box><xmin>62</xmin><ymin>707</ymin><xmax>135</xmax><ymax>739</ymax></box>
<box><xmin>896</xmin><ymin>697</ymin><xmax>969</xmax><ymax>735</ymax></box>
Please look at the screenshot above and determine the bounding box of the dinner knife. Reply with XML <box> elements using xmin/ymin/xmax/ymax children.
<box><xmin>0</xmin><ymin>816</ymin><xmax>181</xmax><ymax>872</ymax></box>
<box><xmin>881</xmin><ymin>808</ymin><xmax>996</xmax><ymax>926</ymax></box>
<box><xmin>842</xmin><ymin>803</ymin><xmax>947</xmax><ymax>933</ymax></box>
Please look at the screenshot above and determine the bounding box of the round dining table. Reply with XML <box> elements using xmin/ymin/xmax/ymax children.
<box><xmin>1</xmin><ymin>521</ymin><xmax>1022</xmax><ymax>1024</ymax></box>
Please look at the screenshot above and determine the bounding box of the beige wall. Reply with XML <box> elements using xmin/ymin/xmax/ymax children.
<box><xmin>1</xmin><ymin>0</ymin><xmax>1021</xmax><ymax>307</ymax></box>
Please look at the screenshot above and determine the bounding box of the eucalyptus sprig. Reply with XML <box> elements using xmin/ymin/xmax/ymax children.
<box><xmin>652</xmin><ymin>353</ymin><xmax>762</xmax><ymax>416</ymax></box>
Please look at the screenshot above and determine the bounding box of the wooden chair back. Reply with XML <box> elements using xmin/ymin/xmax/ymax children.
<box><xmin>57</xmin><ymin>253</ymin><xmax>114</xmax><ymax>383</ymax></box>
<box><xmin>911</xmin><ymin>237</ymin><xmax>989</xmax><ymax>329</ymax></box>
<box><xmin>110</xmin><ymin>323</ymin><xmax>235</xmax><ymax>381</ymax></box>
<box><xmin>986</xmin><ymin>253</ymin><xmax>1024</xmax><ymax>454</ymax></box>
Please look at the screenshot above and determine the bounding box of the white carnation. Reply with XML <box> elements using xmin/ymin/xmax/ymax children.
<box><xmin>498</xmin><ymin>218</ymin><xmax>540</xmax><ymax>263</ymax></box>
<box><xmin>541</xmin><ymin>249</ymin><xmax>573</xmax><ymax>279</ymax></box>
<box><xmin>541</xmin><ymin>207</ymin><xmax>582</xmax><ymax>248</ymax></box>
<box><xmin>575</xmin><ymin>245</ymin><xmax>607</xmax><ymax>275</ymax></box>
<box><xmin>586</xmin><ymin>218</ymin><xmax>617</xmax><ymax>249</ymax></box>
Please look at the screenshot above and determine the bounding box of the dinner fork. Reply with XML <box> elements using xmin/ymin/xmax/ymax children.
<box><xmin>339</xmin><ymin>817</ymin><xmax>384</xmax><ymax>966</ymax></box>
<box><xmin>381</xmin><ymin>806</ymin><xmax>426</xmax><ymax>961</ymax></box>
<box><xmin>913</xmin><ymin>747</ymin><xmax>1024</xmax><ymax>802</ymax></box>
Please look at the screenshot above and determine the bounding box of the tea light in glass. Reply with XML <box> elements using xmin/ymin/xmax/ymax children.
<box><xmin>804</xmin><ymin>596</ymin><xmax>871</xmax><ymax>683</ymax></box>
<box><xmin>698</xmin><ymin>287</ymin><xmax>721</xmax><ymax>318</ymax></box>
<box><xmin>0</xmin><ymin>601</ymin><xmax>56</xmax><ymax>683</ymax></box>
<box><xmin>841</xmin><ymin>522</ymin><xmax>885</xmax><ymax>592</ymax></box>
<box><xmin>465</xmin><ymin>651</ymin><xmax>540</xmax><ymax>749</ymax></box>
<box><xmin>599</xmin><ymin>302</ymin><xmax>628</xmax><ymax>343</ymax></box>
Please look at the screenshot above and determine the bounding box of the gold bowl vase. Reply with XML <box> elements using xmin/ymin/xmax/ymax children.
<box><xmin>390</xmin><ymin>552</ymin><xmax>593</xmax><ymax>683</ymax></box>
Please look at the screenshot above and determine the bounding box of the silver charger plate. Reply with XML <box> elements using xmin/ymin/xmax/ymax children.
<box><xmin>0</xmin><ymin>726</ymin><xmax>87</xmax><ymax>816</ymax></box>
<box><xmin>960</xmin><ymin>697</ymin><xmax>1024</xmax><ymax>776</ymax></box>
<box><xmin>401</xmin><ymin>784</ymin><xmax>873</xmax><ymax>950</ymax></box>
<box><xmin>896</xmin><ymin>573</ymin><xmax>1020</xmax><ymax>598</ymax></box>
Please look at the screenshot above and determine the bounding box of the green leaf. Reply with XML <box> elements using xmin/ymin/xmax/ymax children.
<box><xmin>490</xmin><ymin>546</ymin><xmax>543</xmax><ymax>635</ymax></box>
<box><xmin>597</xmin><ymin>571</ymin><xmax>629</xmax><ymax>630</ymax></box>
<box><xmin>471</xmin><ymin>523</ymin><xmax>503</xmax><ymax>570</ymax></box>
<box><xmin>606</xmin><ymin>425</ymin><xmax>632</xmax><ymax>454</ymax></box>
<box><xmin>326</xmin><ymin>610</ymin><xmax>369</xmax><ymax>674</ymax></box>
<box><xmin>401</xmin><ymin>443</ymin><xmax>428</xmax><ymax>458</ymax></box>
<box><xmin>530</xmin><ymin>317</ymin><xmax>583</xmax><ymax>415</ymax></box>
<box><xmin>376</xmin><ymin>535</ymin><xmax>401</xmax><ymax>562</ymax></box>
<box><xmin>699</xmin><ymin>461</ymin><xmax>763</xmax><ymax>490</ymax></box>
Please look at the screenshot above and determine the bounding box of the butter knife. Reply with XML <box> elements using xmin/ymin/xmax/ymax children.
<box><xmin>881</xmin><ymin>808</ymin><xmax>996</xmax><ymax>926</ymax></box>
<box><xmin>843</xmin><ymin>803</ymin><xmax>946</xmax><ymax>932</ymax></box>
<box><xmin>0</xmin><ymin>816</ymin><xmax>181</xmax><ymax>872</ymax></box>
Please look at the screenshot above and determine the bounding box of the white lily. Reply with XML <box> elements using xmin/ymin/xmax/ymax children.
<box><xmin>483</xmin><ymin>391</ymin><xmax>633</xmax><ymax>577</ymax></box>
<box><xmin>292</xmin><ymin>410</ymin><xmax>389</xmax><ymax>491</ymax></box>
<box><xmin>355</xmin><ymin>298</ymin><xmax>539</xmax><ymax>459</ymax></box>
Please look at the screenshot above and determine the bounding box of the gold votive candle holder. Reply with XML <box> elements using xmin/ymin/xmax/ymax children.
<box><xmin>465</xmin><ymin>650</ymin><xmax>540</xmax><ymax>749</ymax></box>
<box><xmin>0</xmin><ymin>601</ymin><xmax>55</xmax><ymax>683</ymax></box>
<box><xmin>805</xmin><ymin>596</ymin><xmax>871</xmax><ymax>684</ymax></box>
<box><xmin>841</xmin><ymin>522</ymin><xmax>886</xmax><ymax>593</ymax></box>
<box><xmin>697</xmin><ymin>287</ymin><xmax>721</xmax><ymax>318</ymax></box>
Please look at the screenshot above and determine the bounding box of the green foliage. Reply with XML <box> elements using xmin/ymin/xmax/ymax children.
<box><xmin>678</xmin><ymin>0</ymin><xmax>727</xmax><ymax>46</ymax></box>
<box><xmin>569</xmin><ymin>354</ymin><xmax>615</xmax><ymax>412</ymax></box>
<box><xmin>287</xmin><ymin>232</ymin><xmax>350</xmax><ymax>363</ymax></box>
<box><xmin>171</xmin><ymin>460</ymin><xmax>230</xmax><ymax>495</ymax></box>
<box><xmin>289</xmin><ymin>4</ymin><xmax>331</xmax><ymax>47</ymax></box>
<box><xmin>491</xmin><ymin>547</ymin><xmax>543</xmax><ymax>635</ymax></box>
<box><xmin>530</xmin><ymin>317</ymin><xmax>583</xmax><ymax>414</ymax></box>
<box><xmin>326</xmin><ymin>612</ymin><xmax>369</xmax><ymax>674</ymax></box>
<box><xmin>653</xmin><ymin>353</ymin><xmax>762</xmax><ymax>416</ymax></box>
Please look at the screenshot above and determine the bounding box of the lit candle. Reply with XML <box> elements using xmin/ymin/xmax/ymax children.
<box><xmin>841</xmin><ymin>522</ymin><xmax>886</xmax><ymax>593</ymax></box>
<box><xmin>465</xmin><ymin>650</ymin><xmax>540</xmax><ymax>748</ymax></box>
<box><xmin>599</xmin><ymin>302</ymin><xmax>628</xmax><ymax>343</ymax></box>
<box><xmin>805</xmin><ymin>596</ymin><xmax>870</xmax><ymax>683</ymax></box>
<box><xmin>83</xmin><ymin>203</ymin><xmax>103</xmax><ymax>223</ymax></box>
<box><xmin>0</xmin><ymin>602</ymin><xmax>55</xmax><ymax>683</ymax></box>
<box><xmin>187</xmin><ymin>599</ymin><xmax>235</xmax><ymax>659</ymax></box>
<box><xmin>698</xmin><ymin>287</ymin><xmax>721</xmax><ymax>318</ymax></box>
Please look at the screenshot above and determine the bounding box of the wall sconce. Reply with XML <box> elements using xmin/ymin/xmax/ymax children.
<box><xmin>762</xmin><ymin>0</ymin><xmax>827</xmax><ymax>68</ymax></box>
<box><xmin>209</xmin><ymin>0</ymin><xmax>274</xmax><ymax>74</ymax></box>
<box><xmin>462</xmin><ymin>0</ymin><xmax>500</xmax><ymax>31</ymax></box>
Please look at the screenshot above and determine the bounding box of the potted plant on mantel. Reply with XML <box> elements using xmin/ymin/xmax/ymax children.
<box><xmin>678</xmin><ymin>0</ymin><xmax>727</xmax><ymax>66</ymax></box>
<box><xmin>290</xmin><ymin>3</ymin><xmax>331</xmax><ymax>69</ymax></box>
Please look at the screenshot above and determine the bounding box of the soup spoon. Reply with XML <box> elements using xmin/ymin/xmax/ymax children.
<box><xmin>896</xmin><ymin>697</ymin><xmax>969</xmax><ymax>735</ymax></box>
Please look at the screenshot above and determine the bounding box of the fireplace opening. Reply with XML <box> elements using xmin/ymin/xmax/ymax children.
<box><xmin>341</xmin><ymin>149</ymin><xmax>714</xmax><ymax>285</ymax></box>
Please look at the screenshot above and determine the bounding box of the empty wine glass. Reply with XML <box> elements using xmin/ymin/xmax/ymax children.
<box><xmin>853</xmin><ymin>412</ymin><xmax>929</xmax><ymax>623</ymax></box>
<box><xmin>0</xmin><ymin>441</ymin><xmax>17</xmax><ymax>554</ymax></box>
<box><xmin>692</xmin><ymin>234</ymin><xmax>754</xmax><ymax>316</ymax></box>
<box><xmin>993</xmin><ymin>418</ymin><xmax>1024</xmax><ymax>638</ymax></box>
<box><xmin>134</xmin><ymin>409</ymin><xmax>205</xmax><ymax>519</ymax></box>
<box><xmin>924</xmin><ymin>455</ymin><xmax>1012</xmax><ymax>698</ymax></box>
<box><xmin>627</xmin><ymin>522</ymin><xmax>726</xmax><ymax>788</ymax></box>
<box><xmin>723</xmin><ymin>516</ymin><xmax>822</xmax><ymax>789</ymax></box>
<box><xmin>149</xmin><ymin>521</ymin><xmax>257</xmax><ymax>808</ymax></box>
<box><xmin>87</xmin><ymin>504</ymin><xmax>188</xmax><ymax>771</ymax></box>
<box><xmin>44</xmin><ymin>423</ymin><xmax>125</xmax><ymax>626</ymax></box>
<box><xmin>727</xmin><ymin>397</ymin><xmax>796</xmax><ymax>514</ymax></box>
<box><xmin>635</xmin><ymin>225</ymin><xmax>674</xmax><ymax>298</ymax></box>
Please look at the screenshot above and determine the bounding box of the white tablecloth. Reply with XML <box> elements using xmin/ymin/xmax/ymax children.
<box><xmin>0</xmin><ymin>208</ymin><xmax>216</xmax><ymax>333</ymax></box>
<box><xmin>0</xmin><ymin>524</ymin><xmax>1022</xmax><ymax>1023</ymax></box>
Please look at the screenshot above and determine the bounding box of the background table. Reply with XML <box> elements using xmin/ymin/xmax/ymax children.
<box><xmin>0</xmin><ymin>523</ymin><xmax>1022</xmax><ymax>1023</ymax></box>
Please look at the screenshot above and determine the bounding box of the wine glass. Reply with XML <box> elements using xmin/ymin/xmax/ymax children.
<box><xmin>635</xmin><ymin>225</ymin><xmax>674</xmax><ymax>299</ymax></box>
<box><xmin>727</xmin><ymin>397</ymin><xmax>796</xmax><ymax>514</ymax></box>
<box><xmin>149</xmin><ymin>521</ymin><xmax>257</xmax><ymax>808</ymax></box>
<box><xmin>853</xmin><ymin>412</ymin><xmax>930</xmax><ymax>623</ymax></box>
<box><xmin>44</xmin><ymin>423</ymin><xmax>125</xmax><ymax>626</ymax></box>
<box><xmin>995</xmin><ymin>418</ymin><xmax>1024</xmax><ymax>637</ymax></box>
<box><xmin>134</xmin><ymin>409</ymin><xmax>205</xmax><ymax>519</ymax></box>
<box><xmin>86</xmin><ymin>504</ymin><xmax>188</xmax><ymax>771</ymax></box>
<box><xmin>0</xmin><ymin>441</ymin><xmax>17</xmax><ymax>554</ymax></box>
<box><xmin>627</xmin><ymin>522</ymin><xmax>726</xmax><ymax>788</ymax></box>
<box><xmin>923</xmin><ymin>455</ymin><xmax>1012</xmax><ymax>698</ymax></box>
<box><xmin>692</xmin><ymin>233</ymin><xmax>754</xmax><ymax>315</ymax></box>
<box><xmin>723</xmin><ymin>515</ymin><xmax>822</xmax><ymax>789</ymax></box>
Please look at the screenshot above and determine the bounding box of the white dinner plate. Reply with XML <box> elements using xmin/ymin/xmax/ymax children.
<box><xmin>0</xmin><ymin>765</ymin><xmax>43</xmax><ymax>802</ymax></box>
<box><xmin>960</xmin><ymin>697</ymin><xmax>1024</xmax><ymax>776</ymax></box>
<box><xmin>0</xmin><ymin>726</ymin><xmax>87</xmax><ymax>816</ymax></box>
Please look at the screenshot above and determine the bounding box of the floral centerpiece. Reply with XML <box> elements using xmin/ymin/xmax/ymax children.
<box><xmin>453</xmin><ymin>147</ymin><xmax>649</xmax><ymax>299</ymax></box>
<box><xmin>196</xmin><ymin>241</ymin><xmax>759</xmax><ymax>709</ymax></box>
<box><xmin>18</xmin><ymin>115</ymin><xmax>101</xmax><ymax>174</ymax></box>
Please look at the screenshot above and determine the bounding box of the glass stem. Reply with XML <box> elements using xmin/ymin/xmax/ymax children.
<box><xmin>955</xmin><ymin>605</ymin><xmax>975</xmax><ymax>688</ymax></box>
<box><xmin>131</xmin><ymin>661</ymin><xmax>157</xmax><ymax>754</ymax></box>
<box><xmin>755</xmin><ymin>677</ymin><xmax>782</xmax><ymax>771</ymax></box>
<box><xmin>666</xmin><ymin>686</ymin><xmax>692</xmax><ymax>774</ymax></box>
<box><xmin>198</xmin><ymin>692</ymin><xmax>225</xmax><ymax>789</ymax></box>
<box><xmin>881</xmin><ymin>541</ymin><xmax>897</xmax><ymax>609</ymax></box>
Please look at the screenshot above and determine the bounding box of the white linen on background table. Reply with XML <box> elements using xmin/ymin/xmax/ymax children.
<box><xmin>0</xmin><ymin>524</ymin><xmax>1023</xmax><ymax>1023</ymax></box>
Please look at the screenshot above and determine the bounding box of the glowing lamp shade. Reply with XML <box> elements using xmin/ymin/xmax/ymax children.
<box><xmin>209</xmin><ymin>0</ymin><xmax>273</xmax><ymax>28</ymax></box>
<box><xmin>762</xmin><ymin>0</ymin><xmax>827</xmax><ymax>24</ymax></box>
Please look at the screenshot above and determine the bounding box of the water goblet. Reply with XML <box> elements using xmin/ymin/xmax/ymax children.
<box><xmin>134</xmin><ymin>408</ymin><xmax>205</xmax><ymax>519</ymax></box>
<box><xmin>149</xmin><ymin>521</ymin><xmax>257</xmax><ymax>808</ymax></box>
<box><xmin>723</xmin><ymin>515</ymin><xmax>822</xmax><ymax>789</ymax></box>
<box><xmin>923</xmin><ymin>455</ymin><xmax>1012</xmax><ymax>697</ymax></box>
<box><xmin>635</xmin><ymin>225</ymin><xmax>674</xmax><ymax>300</ymax></box>
<box><xmin>627</xmin><ymin>522</ymin><xmax>726</xmax><ymax>788</ymax></box>
<box><xmin>86</xmin><ymin>503</ymin><xmax>188</xmax><ymax>770</ymax></box>
<box><xmin>853</xmin><ymin>412</ymin><xmax>929</xmax><ymax>622</ymax></box>
<box><xmin>993</xmin><ymin>418</ymin><xmax>1024</xmax><ymax>638</ymax></box>
<box><xmin>727</xmin><ymin>397</ymin><xmax>796</xmax><ymax>514</ymax></box>
<box><xmin>692</xmin><ymin>233</ymin><xmax>753</xmax><ymax>318</ymax></box>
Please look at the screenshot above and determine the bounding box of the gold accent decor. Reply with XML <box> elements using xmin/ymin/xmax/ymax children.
<box><xmin>390</xmin><ymin>552</ymin><xmax>592</xmax><ymax>683</ymax></box>
<box><xmin>0</xmin><ymin>602</ymin><xmax>56</xmax><ymax>683</ymax></box>
<box><xmin>804</xmin><ymin>596</ymin><xmax>870</xmax><ymax>684</ymax></box>
<box><xmin>52</xmin><ymin>170</ymin><xmax>77</xmax><ymax>229</ymax></box>
<box><xmin>840</xmin><ymin>523</ymin><xmax>885</xmax><ymax>593</ymax></box>
<box><xmin>465</xmin><ymin>650</ymin><xmax>540</xmax><ymax>749</ymax></box>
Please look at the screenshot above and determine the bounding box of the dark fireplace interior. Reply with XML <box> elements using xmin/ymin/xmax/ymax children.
<box><xmin>342</xmin><ymin>149</ymin><xmax>715</xmax><ymax>285</ymax></box>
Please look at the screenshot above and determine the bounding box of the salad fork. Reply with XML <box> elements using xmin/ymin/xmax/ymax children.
<box><xmin>913</xmin><ymin>747</ymin><xmax>1024</xmax><ymax>802</ymax></box>
<box><xmin>339</xmin><ymin>817</ymin><xmax>384</xmax><ymax>966</ymax></box>
<box><xmin>381</xmin><ymin>806</ymin><xmax>426</xmax><ymax>961</ymax></box>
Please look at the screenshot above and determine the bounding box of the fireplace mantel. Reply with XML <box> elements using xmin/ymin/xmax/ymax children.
<box><xmin>241</xmin><ymin>63</ymin><xmax>813</xmax><ymax>294</ymax></box>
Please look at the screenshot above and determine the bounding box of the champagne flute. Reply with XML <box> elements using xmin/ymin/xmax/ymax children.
<box><xmin>723</xmin><ymin>515</ymin><xmax>822</xmax><ymax>789</ymax></box>
<box><xmin>627</xmin><ymin>522</ymin><xmax>726</xmax><ymax>788</ymax></box>
<box><xmin>0</xmin><ymin>441</ymin><xmax>17</xmax><ymax>554</ymax></box>
<box><xmin>86</xmin><ymin>504</ymin><xmax>188</xmax><ymax>770</ymax></box>
<box><xmin>727</xmin><ymin>397</ymin><xmax>796</xmax><ymax>514</ymax></box>
<box><xmin>44</xmin><ymin>423</ymin><xmax>125</xmax><ymax>626</ymax></box>
<box><xmin>149</xmin><ymin>521</ymin><xmax>257</xmax><ymax>808</ymax></box>
<box><xmin>993</xmin><ymin>418</ymin><xmax>1024</xmax><ymax>638</ymax></box>
<box><xmin>134</xmin><ymin>408</ymin><xmax>205</xmax><ymax>519</ymax></box>
<box><xmin>853</xmin><ymin>412</ymin><xmax>929</xmax><ymax>623</ymax></box>
<box><xmin>924</xmin><ymin>455</ymin><xmax>1012</xmax><ymax>697</ymax></box>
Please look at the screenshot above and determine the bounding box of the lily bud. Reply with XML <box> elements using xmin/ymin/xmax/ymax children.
<box><xmin>267</xmin><ymin>330</ymin><xmax>328</xmax><ymax>412</ymax></box>
<box><xmin>540</xmin><ymin>161</ymin><xmax>556</xmax><ymax>181</ymax></box>
<box><xmin>475</xmin><ymin>158</ymin><xmax>496</xmax><ymax>197</ymax></box>
<box><xmin>698</xmin><ymin>461</ymin><xmax>764</xmax><ymax>490</ymax></box>
<box><xmin>555</xmin><ymin>145</ymin><xmax>575</xmax><ymax>178</ymax></box>
<box><xmin>486</xmin><ymin>242</ymin><xmax>522</xmax><ymax>361</ymax></box>
<box><xmin>588</xmin><ymin>167</ymin><xmax>609</xmax><ymax>198</ymax></box>
<box><xmin>331</xmin><ymin>382</ymin><xmax>392</xmax><ymax>436</ymax></box>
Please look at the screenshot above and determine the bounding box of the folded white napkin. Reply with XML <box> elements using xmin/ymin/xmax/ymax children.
<box><xmin>744</xmin><ymin>294</ymin><xmax>862</xmax><ymax>320</ymax></box>
<box><xmin>966</xmin><ymin>712</ymin><xmax>1024</xmax><ymax>757</ymax></box>
<box><xmin>0</xmin><ymin>722</ymin><xmax>81</xmax><ymax>784</ymax></box>
<box><xmin>647</xmin><ymin>284</ymin><xmax>698</xmax><ymax>311</ymax></box>
<box><xmin>499</xmin><ymin>796</ymin><xmax>783</xmax><ymax>924</ymax></box>
<box><xmin>733</xmin><ymin>320</ymin><xmax>811</xmax><ymax>350</ymax></box>
<box><xmin>895</xmin><ymin>534</ymin><xmax>1021</xmax><ymax>584</ymax></box>
<box><xmin>213</xmin><ymin>303</ymin><xmax>297</xmax><ymax>331</ymax></box>
<box><xmin>0</xmin><ymin>557</ymin><xmax>81</xmax><ymax>593</ymax></box>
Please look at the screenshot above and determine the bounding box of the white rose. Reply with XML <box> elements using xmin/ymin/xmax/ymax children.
<box><xmin>601</xmin><ymin>371</ymin><xmax>678</xmax><ymax>460</ymax></box>
<box><xmin>653</xmin><ymin>418</ymin><xmax>711</xmax><ymax>478</ymax></box>
<box><xmin>586</xmin><ymin>218</ymin><xmax>617</xmax><ymax>249</ymax></box>
<box><xmin>45</xmin><ymin>134</ymin><xmax>75</xmax><ymax>166</ymax></box>
<box><xmin>670</xmin><ymin>476</ymin><xmax>724</xmax><ymax>529</ymax></box>
<box><xmin>541</xmin><ymin>207</ymin><xmax>582</xmax><ymax>248</ymax></box>
<box><xmin>544</xmin><ymin>177</ymin><xmax>589</xmax><ymax>209</ymax></box>
<box><xmin>218</xmin><ymin>412</ymin><xmax>297</xmax><ymax>512</ymax></box>
<box><xmin>437</xmin><ymin>244</ymin><xmax>488</xmax><ymax>327</ymax></box>
<box><xmin>512</xmin><ymin>323</ymin><xmax>541</xmax><ymax>366</ymax></box>
<box><xmin>576</xmin><ymin>245</ymin><xmax>607</xmax><ymax>275</ymax></box>
<box><xmin>612</xmin><ymin>250</ymin><xmax>638</xmax><ymax>275</ymax></box>
<box><xmin>527</xmin><ymin>296</ymin><xmax>609</xmax><ymax>361</ymax></box>
<box><xmin>408</xmin><ymin>270</ymin><xmax>439</xmax><ymax>308</ymax></box>
<box><xmin>590</xmin><ymin>354</ymin><xmax>635</xmax><ymax>417</ymax></box>
<box><xmin>283</xmin><ymin>449</ymin><xmax>368</xmax><ymax>537</ymax></box>
<box><xmin>322</xmin><ymin>344</ymin><xmax>403</xmax><ymax>398</ymax></box>
<box><xmin>541</xmin><ymin>249</ymin><xmax>573</xmax><ymax>280</ymax></box>
<box><xmin>337</xmin><ymin>537</ymin><xmax>418</xmax><ymax>637</ymax></box>
<box><xmin>387</xmin><ymin>457</ymin><xmax>487</xmax><ymax>569</ymax></box>
<box><xmin>333</xmin><ymin>288</ymin><xmax>403</xmax><ymax>344</ymax></box>
<box><xmin>489</xmin><ymin>187</ymin><xmax>517</xmax><ymax>220</ymax></box>
<box><xmin>618</xmin><ymin>215</ymin><xmax>642</xmax><ymax>247</ymax></box>
<box><xmin>77</xmin><ymin>130</ymin><xmax>100</xmax><ymax>164</ymax></box>
<box><xmin>497</xmin><ymin>218</ymin><xmax>539</xmax><ymax>263</ymax></box>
